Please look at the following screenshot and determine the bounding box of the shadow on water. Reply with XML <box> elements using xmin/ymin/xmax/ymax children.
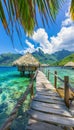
<box><xmin>0</xmin><ymin>103</ymin><xmax>9</xmax><ymax>128</ymax></box>
<box><xmin>11</xmin><ymin>110</ymin><xmax>29</xmax><ymax>130</ymax></box>
<box><xmin>9</xmin><ymin>96</ymin><xmax>31</xmax><ymax>130</ymax></box>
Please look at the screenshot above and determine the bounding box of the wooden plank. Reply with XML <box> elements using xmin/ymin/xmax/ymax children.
<box><xmin>31</xmin><ymin>102</ymin><xmax>72</xmax><ymax>117</ymax></box>
<box><xmin>37</xmin><ymin>88</ymin><xmax>55</xmax><ymax>91</ymax></box>
<box><xmin>36</xmin><ymin>91</ymin><xmax>59</xmax><ymax>97</ymax></box>
<box><xmin>34</xmin><ymin>97</ymin><xmax>65</xmax><ymax>105</ymax></box>
<box><xmin>27</xmin><ymin>118</ymin><xmax>64</xmax><ymax>130</ymax></box>
<box><xmin>28</xmin><ymin>110</ymin><xmax>74</xmax><ymax>127</ymax></box>
<box><xmin>35</xmin><ymin>95</ymin><xmax>63</xmax><ymax>101</ymax></box>
<box><xmin>36</xmin><ymin>90</ymin><xmax>58</xmax><ymax>94</ymax></box>
<box><xmin>31</xmin><ymin>100</ymin><xmax>68</xmax><ymax>110</ymax></box>
<box><xmin>36</xmin><ymin>88</ymin><xmax>52</xmax><ymax>91</ymax></box>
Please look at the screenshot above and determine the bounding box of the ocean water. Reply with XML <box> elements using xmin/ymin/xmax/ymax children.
<box><xmin>0</xmin><ymin>66</ymin><xmax>74</xmax><ymax>129</ymax></box>
<box><xmin>0</xmin><ymin>67</ymin><xmax>30</xmax><ymax>128</ymax></box>
<box><xmin>43</xmin><ymin>67</ymin><xmax>74</xmax><ymax>88</ymax></box>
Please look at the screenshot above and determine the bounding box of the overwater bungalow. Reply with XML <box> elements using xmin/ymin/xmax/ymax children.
<box><xmin>13</xmin><ymin>52</ymin><xmax>40</xmax><ymax>76</ymax></box>
<box><xmin>64</xmin><ymin>61</ymin><xmax>74</xmax><ymax>69</ymax></box>
<box><xmin>41</xmin><ymin>64</ymin><xmax>49</xmax><ymax>67</ymax></box>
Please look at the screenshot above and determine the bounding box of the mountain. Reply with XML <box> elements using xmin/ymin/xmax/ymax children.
<box><xmin>32</xmin><ymin>49</ymin><xmax>57</xmax><ymax>65</ymax></box>
<box><xmin>0</xmin><ymin>53</ymin><xmax>22</xmax><ymax>66</ymax></box>
<box><xmin>0</xmin><ymin>49</ymin><xmax>74</xmax><ymax>66</ymax></box>
<box><xmin>56</xmin><ymin>53</ymin><xmax>74</xmax><ymax>66</ymax></box>
<box><xmin>32</xmin><ymin>49</ymin><xmax>74</xmax><ymax>65</ymax></box>
<box><xmin>52</xmin><ymin>49</ymin><xmax>74</xmax><ymax>60</ymax></box>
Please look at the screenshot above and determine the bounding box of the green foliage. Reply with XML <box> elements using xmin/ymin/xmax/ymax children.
<box><xmin>0</xmin><ymin>53</ymin><xmax>22</xmax><ymax>66</ymax></box>
<box><xmin>70</xmin><ymin>0</ymin><xmax>74</xmax><ymax>20</ymax></box>
<box><xmin>56</xmin><ymin>53</ymin><xmax>74</xmax><ymax>66</ymax></box>
<box><xmin>52</xmin><ymin>49</ymin><xmax>73</xmax><ymax>60</ymax></box>
<box><xmin>0</xmin><ymin>0</ymin><xmax>64</xmax><ymax>36</ymax></box>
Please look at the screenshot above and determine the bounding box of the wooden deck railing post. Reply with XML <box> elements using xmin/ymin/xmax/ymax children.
<box><xmin>31</xmin><ymin>82</ymin><xmax>34</xmax><ymax>99</ymax></box>
<box><xmin>54</xmin><ymin>71</ymin><xmax>57</xmax><ymax>88</ymax></box>
<box><xmin>64</xmin><ymin>76</ymin><xmax>69</xmax><ymax>108</ymax></box>
<box><xmin>48</xmin><ymin>70</ymin><xmax>49</xmax><ymax>80</ymax></box>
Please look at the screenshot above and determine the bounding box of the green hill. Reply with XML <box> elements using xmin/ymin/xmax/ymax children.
<box><xmin>0</xmin><ymin>53</ymin><xmax>22</xmax><ymax>66</ymax></box>
<box><xmin>56</xmin><ymin>53</ymin><xmax>74</xmax><ymax>66</ymax></box>
<box><xmin>52</xmin><ymin>49</ymin><xmax>73</xmax><ymax>60</ymax></box>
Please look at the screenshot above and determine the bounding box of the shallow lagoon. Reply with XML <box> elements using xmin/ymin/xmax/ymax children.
<box><xmin>0</xmin><ymin>67</ymin><xmax>30</xmax><ymax>128</ymax></box>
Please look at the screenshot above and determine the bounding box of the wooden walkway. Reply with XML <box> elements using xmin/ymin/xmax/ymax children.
<box><xmin>27</xmin><ymin>71</ymin><xmax>74</xmax><ymax>130</ymax></box>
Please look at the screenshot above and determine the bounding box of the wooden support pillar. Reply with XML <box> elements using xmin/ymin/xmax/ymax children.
<box><xmin>20</xmin><ymin>71</ymin><xmax>24</xmax><ymax>76</ymax></box>
<box><xmin>31</xmin><ymin>83</ymin><xmax>34</xmax><ymax>99</ymax></box>
<box><xmin>46</xmin><ymin>70</ymin><xmax>48</xmax><ymax>77</ymax></box>
<box><xmin>48</xmin><ymin>70</ymin><xmax>49</xmax><ymax>80</ymax></box>
<box><xmin>64</xmin><ymin>76</ymin><xmax>69</xmax><ymax>108</ymax></box>
<box><xmin>54</xmin><ymin>71</ymin><xmax>57</xmax><ymax>88</ymax></box>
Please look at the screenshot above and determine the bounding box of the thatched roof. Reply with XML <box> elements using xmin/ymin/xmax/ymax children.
<box><xmin>13</xmin><ymin>52</ymin><xmax>40</xmax><ymax>66</ymax></box>
<box><xmin>64</xmin><ymin>61</ymin><xmax>74</xmax><ymax>67</ymax></box>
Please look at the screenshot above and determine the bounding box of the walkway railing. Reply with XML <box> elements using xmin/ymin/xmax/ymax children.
<box><xmin>40</xmin><ymin>67</ymin><xmax>74</xmax><ymax>108</ymax></box>
<box><xmin>0</xmin><ymin>70</ymin><xmax>38</xmax><ymax>130</ymax></box>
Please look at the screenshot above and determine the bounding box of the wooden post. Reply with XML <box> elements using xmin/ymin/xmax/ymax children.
<box><xmin>48</xmin><ymin>70</ymin><xmax>49</xmax><ymax>80</ymax></box>
<box><xmin>31</xmin><ymin>82</ymin><xmax>34</xmax><ymax>99</ymax></box>
<box><xmin>20</xmin><ymin>71</ymin><xmax>24</xmax><ymax>76</ymax></box>
<box><xmin>64</xmin><ymin>76</ymin><xmax>69</xmax><ymax>108</ymax></box>
<box><xmin>46</xmin><ymin>70</ymin><xmax>48</xmax><ymax>77</ymax></box>
<box><xmin>54</xmin><ymin>71</ymin><xmax>57</xmax><ymax>88</ymax></box>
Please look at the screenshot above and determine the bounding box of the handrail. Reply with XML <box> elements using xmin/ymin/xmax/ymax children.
<box><xmin>32</xmin><ymin>70</ymin><xmax>38</xmax><ymax>80</ymax></box>
<box><xmin>48</xmin><ymin>70</ymin><xmax>74</xmax><ymax>91</ymax></box>
<box><xmin>0</xmin><ymin>71</ymin><xmax>37</xmax><ymax>130</ymax></box>
<box><xmin>0</xmin><ymin>85</ymin><xmax>31</xmax><ymax>130</ymax></box>
<box><xmin>44</xmin><ymin>68</ymin><xmax>74</xmax><ymax>107</ymax></box>
<box><xmin>49</xmin><ymin>71</ymin><xmax>64</xmax><ymax>83</ymax></box>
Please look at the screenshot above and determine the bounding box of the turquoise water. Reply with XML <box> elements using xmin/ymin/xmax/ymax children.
<box><xmin>0</xmin><ymin>67</ymin><xmax>30</xmax><ymax>128</ymax></box>
<box><xmin>42</xmin><ymin>67</ymin><xmax>74</xmax><ymax>88</ymax></box>
<box><xmin>0</xmin><ymin>66</ymin><xmax>74</xmax><ymax>129</ymax></box>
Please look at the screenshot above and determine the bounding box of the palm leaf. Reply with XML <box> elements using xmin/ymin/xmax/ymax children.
<box><xmin>70</xmin><ymin>0</ymin><xmax>74</xmax><ymax>20</ymax></box>
<box><xmin>0</xmin><ymin>0</ymin><xmax>73</xmax><ymax>37</ymax></box>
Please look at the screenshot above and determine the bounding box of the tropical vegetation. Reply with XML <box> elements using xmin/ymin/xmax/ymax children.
<box><xmin>56</xmin><ymin>53</ymin><xmax>74</xmax><ymax>66</ymax></box>
<box><xmin>0</xmin><ymin>0</ymin><xmax>74</xmax><ymax>37</ymax></box>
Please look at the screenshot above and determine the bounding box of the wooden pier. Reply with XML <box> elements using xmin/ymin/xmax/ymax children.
<box><xmin>27</xmin><ymin>71</ymin><xmax>74</xmax><ymax>130</ymax></box>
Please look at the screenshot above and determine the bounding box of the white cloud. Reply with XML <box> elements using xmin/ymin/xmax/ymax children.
<box><xmin>15</xmin><ymin>40</ymin><xmax>36</xmax><ymax>54</ymax></box>
<box><xmin>31</xmin><ymin>19</ymin><xmax>74</xmax><ymax>53</ymax></box>
<box><xmin>25</xmin><ymin>40</ymin><xmax>35</xmax><ymax>53</ymax></box>
<box><xmin>50</xmin><ymin>5</ymin><xmax>74</xmax><ymax>53</ymax></box>
<box><xmin>62</xmin><ymin>18</ymin><xmax>73</xmax><ymax>26</ymax></box>
<box><xmin>31</xmin><ymin>5</ymin><xmax>74</xmax><ymax>54</ymax></box>
<box><xmin>50</xmin><ymin>26</ymin><xmax>74</xmax><ymax>52</ymax></box>
<box><xmin>15</xmin><ymin>48</ymin><xmax>23</xmax><ymax>54</ymax></box>
<box><xmin>15</xmin><ymin>4</ymin><xmax>74</xmax><ymax>54</ymax></box>
<box><xmin>62</xmin><ymin>6</ymin><xmax>73</xmax><ymax>27</ymax></box>
<box><xmin>32</xmin><ymin>28</ymin><xmax>53</xmax><ymax>54</ymax></box>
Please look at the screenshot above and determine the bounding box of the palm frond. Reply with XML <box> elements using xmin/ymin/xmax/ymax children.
<box><xmin>0</xmin><ymin>1</ymin><xmax>9</xmax><ymax>33</ymax></box>
<box><xmin>1</xmin><ymin>0</ymin><xmax>73</xmax><ymax>39</ymax></box>
<box><xmin>70</xmin><ymin>0</ymin><xmax>74</xmax><ymax>20</ymax></box>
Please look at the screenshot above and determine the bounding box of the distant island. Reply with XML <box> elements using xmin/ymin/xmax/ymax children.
<box><xmin>0</xmin><ymin>49</ymin><xmax>74</xmax><ymax>66</ymax></box>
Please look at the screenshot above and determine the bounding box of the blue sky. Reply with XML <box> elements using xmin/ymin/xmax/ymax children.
<box><xmin>0</xmin><ymin>0</ymin><xmax>74</xmax><ymax>54</ymax></box>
